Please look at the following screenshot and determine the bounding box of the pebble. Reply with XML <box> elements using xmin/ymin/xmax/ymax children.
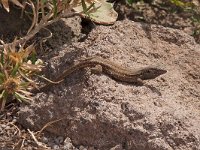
<box><xmin>42</xmin><ymin>136</ymin><xmax>49</xmax><ymax>143</ymax></box>
<box><xmin>63</xmin><ymin>137</ymin><xmax>75</xmax><ymax>150</ymax></box>
<box><xmin>63</xmin><ymin>143</ymin><xmax>74</xmax><ymax>150</ymax></box>
<box><xmin>79</xmin><ymin>145</ymin><xmax>87</xmax><ymax>150</ymax></box>
<box><xmin>55</xmin><ymin>136</ymin><xmax>64</xmax><ymax>144</ymax></box>
<box><xmin>53</xmin><ymin>145</ymin><xmax>60</xmax><ymax>149</ymax></box>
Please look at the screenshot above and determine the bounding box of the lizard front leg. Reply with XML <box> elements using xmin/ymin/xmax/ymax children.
<box><xmin>90</xmin><ymin>64</ymin><xmax>103</xmax><ymax>74</ymax></box>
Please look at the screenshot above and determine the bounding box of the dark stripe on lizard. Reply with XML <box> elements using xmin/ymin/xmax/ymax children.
<box><xmin>35</xmin><ymin>57</ymin><xmax>167</xmax><ymax>92</ymax></box>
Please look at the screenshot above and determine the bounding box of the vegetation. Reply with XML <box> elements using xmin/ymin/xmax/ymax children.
<box><xmin>0</xmin><ymin>0</ymin><xmax>117</xmax><ymax>110</ymax></box>
<box><xmin>0</xmin><ymin>42</ymin><xmax>43</xmax><ymax>110</ymax></box>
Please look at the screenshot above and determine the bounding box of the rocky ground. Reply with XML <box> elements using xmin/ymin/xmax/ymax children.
<box><xmin>0</xmin><ymin>1</ymin><xmax>200</xmax><ymax>150</ymax></box>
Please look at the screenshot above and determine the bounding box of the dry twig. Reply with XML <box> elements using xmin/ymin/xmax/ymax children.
<box><xmin>0</xmin><ymin>1</ymin><xmax>80</xmax><ymax>49</ymax></box>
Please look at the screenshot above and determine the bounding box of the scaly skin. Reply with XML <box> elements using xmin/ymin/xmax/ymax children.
<box><xmin>36</xmin><ymin>57</ymin><xmax>167</xmax><ymax>92</ymax></box>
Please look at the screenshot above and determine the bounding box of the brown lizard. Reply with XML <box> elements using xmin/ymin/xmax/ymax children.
<box><xmin>36</xmin><ymin>57</ymin><xmax>167</xmax><ymax>92</ymax></box>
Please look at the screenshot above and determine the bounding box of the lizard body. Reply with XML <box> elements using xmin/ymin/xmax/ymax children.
<box><xmin>37</xmin><ymin>57</ymin><xmax>167</xmax><ymax>91</ymax></box>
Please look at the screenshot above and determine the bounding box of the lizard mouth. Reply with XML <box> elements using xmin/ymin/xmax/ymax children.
<box><xmin>140</xmin><ymin>68</ymin><xmax>167</xmax><ymax>80</ymax></box>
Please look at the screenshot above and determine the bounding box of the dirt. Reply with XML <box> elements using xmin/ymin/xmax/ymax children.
<box><xmin>0</xmin><ymin>1</ymin><xmax>200</xmax><ymax>150</ymax></box>
<box><xmin>0</xmin><ymin>6</ymin><xmax>30</xmax><ymax>43</ymax></box>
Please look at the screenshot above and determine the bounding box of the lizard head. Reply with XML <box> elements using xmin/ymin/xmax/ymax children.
<box><xmin>139</xmin><ymin>67</ymin><xmax>167</xmax><ymax>80</ymax></box>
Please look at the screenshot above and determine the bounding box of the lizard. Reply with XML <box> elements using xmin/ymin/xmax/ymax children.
<box><xmin>35</xmin><ymin>57</ymin><xmax>167</xmax><ymax>92</ymax></box>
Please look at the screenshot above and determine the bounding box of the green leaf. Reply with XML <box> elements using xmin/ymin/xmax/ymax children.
<box><xmin>15</xmin><ymin>92</ymin><xmax>33</xmax><ymax>103</ymax></box>
<box><xmin>14</xmin><ymin>93</ymin><xmax>22</xmax><ymax>103</ymax></box>
<box><xmin>41</xmin><ymin>0</ymin><xmax>47</xmax><ymax>4</ymax></box>
<box><xmin>0</xmin><ymin>97</ymin><xmax>6</xmax><ymax>111</ymax></box>
<box><xmin>85</xmin><ymin>3</ymin><xmax>95</xmax><ymax>14</ymax></box>
<box><xmin>170</xmin><ymin>0</ymin><xmax>185</xmax><ymax>7</ymax></box>
<box><xmin>52</xmin><ymin>0</ymin><xmax>58</xmax><ymax>17</ymax></box>
<box><xmin>0</xmin><ymin>73</ymin><xmax>5</xmax><ymax>84</ymax></box>
<box><xmin>0</xmin><ymin>73</ymin><xmax>5</xmax><ymax>78</ymax></box>
<box><xmin>81</xmin><ymin>0</ymin><xmax>87</xmax><ymax>11</ymax></box>
<box><xmin>0</xmin><ymin>90</ymin><xmax>5</xmax><ymax>99</ymax></box>
<box><xmin>19</xmin><ymin>82</ymin><xmax>30</xmax><ymax>88</ymax></box>
<box><xmin>81</xmin><ymin>0</ymin><xmax>95</xmax><ymax>16</ymax></box>
<box><xmin>126</xmin><ymin>0</ymin><xmax>135</xmax><ymax>5</ymax></box>
<box><xmin>29</xmin><ymin>52</ymin><xmax>37</xmax><ymax>64</ymax></box>
<box><xmin>0</xmin><ymin>90</ymin><xmax>8</xmax><ymax>111</ymax></box>
<box><xmin>0</xmin><ymin>50</ymin><xmax>4</xmax><ymax>65</ymax></box>
<box><xmin>81</xmin><ymin>0</ymin><xmax>95</xmax><ymax>15</ymax></box>
<box><xmin>73</xmin><ymin>1</ymin><xmax>118</xmax><ymax>25</ymax></box>
<box><xmin>11</xmin><ymin>63</ymin><xmax>20</xmax><ymax>76</ymax></box>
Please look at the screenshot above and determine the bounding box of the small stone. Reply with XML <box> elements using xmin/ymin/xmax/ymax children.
<box><xmin>1</xmin><ymin>124</ymin><xmax>6</xmax><ymax>128</ymax></box>
<box><xmin>42</xmin><ymin>137</ymin><xmax>49</xmax><ymax>143</ymax></box>
<box><xmin>53</xmin><ymin>145</ymin><xmax>60</xmax><ymax>150</ymax></box>
<box><xmin>12</xmin><ymin>118</ymin><xmax>17</xmax><ymax>123</ymax></box>
<box><xmin>88</xmin><ymin>147</ymin><xmax>96</xmax><ymax>150</ymax></box>
<box><xmin>110</xmin><ymin>144</ymin><xmax>123</xmax><ymax>150</ymax></box>
<box><xmin>63</xmin><ymin>137</ymin><xmax>74</xmax><ymax>150</ymax></box>
<box><xmin>5</xmin><ymin>126</ymin><xmax>10</xmax><ymax>130</ymax></box>
<box><xmin>55</xmin><ymin>136</ymin><xmax>64</xmax><ymax>144</ymax></box>
<box><xmin>79</xmin><ymin>145</ymin><xmax>87</xmax><ymax>150</ymax></box>
<box><xmin>63</xmin><ymin>143</ymin><xmax>74</xmax><ymax>150</ymax></box>
<box><xmin>64</xmin><ymin>137</ymin><xmax>72</xmax><ymax>143</ymax></box>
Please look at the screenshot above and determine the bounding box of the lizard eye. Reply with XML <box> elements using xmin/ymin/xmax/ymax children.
<box><xmin>145</xmin><ymin>70</ymin><xmax>151</xmax><ymax>73</ymax></box>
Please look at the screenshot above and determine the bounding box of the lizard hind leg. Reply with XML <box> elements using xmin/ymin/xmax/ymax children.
<box><xmin>136</xmin><ymin>78</ymin><xmax>144</xmax><ymax>86</ymax></box>
<box><xmin>90</xmin><ymin>64</ymin><xmax>103</xmax><ymax>74</ymax></box>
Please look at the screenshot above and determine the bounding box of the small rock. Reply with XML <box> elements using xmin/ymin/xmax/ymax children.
<box><xmin>79</xmin><ymin>145</ymin><xmax>87</xmax><ymax>150</ymax></box>
<box><xmin>63</xmin><ymin>137</ymin><xmax>74</xmax><ymax>150</ymax></box>
<box><xmin>110</xmin><ymin>144</ymin><xmax>123</xmax><ymax>150</ymax></box>
<box><xmin>64</xmin><ymin>137</ymin><xmax>72</xmax><ymax>143</ymax></box>
<box><xmin>53</xmin><ymin>145</ymin><xmax>60</xmax><ymax>150</ymax></box>
<box><xmin>55</xmin><ymin>136</ymin><xmax>64</xmax><ymax>144</ymax></box>
<box><xmin>63</xmin><ymin>143</ymin><xmax>74</xmax><ymax>150</ymax></box>
<box><xmin>42</xmin><ymin>137</ymin><xmax>49</xmax><ymax>144</ymax></box>
<box><xmin>88</xmin><ymin>147</ymin><xmax>96</xmax><ymax>150</ymax></box>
